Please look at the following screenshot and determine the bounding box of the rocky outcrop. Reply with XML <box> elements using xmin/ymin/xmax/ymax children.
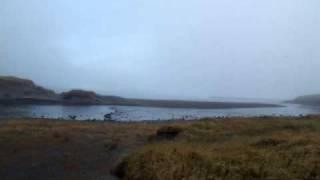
<box><xmin>0</xmin><ymin>76</ymin><xmax>58</xmax><ymax>104</ymax></box>
<box><xmin>61</xmin><ymin>90</ymin><xmax>101</xmax><ymax>105</ymax></box>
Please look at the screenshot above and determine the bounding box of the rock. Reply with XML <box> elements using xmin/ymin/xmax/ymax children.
<box><xmin>156</xmin><ymin>126</ymin><xmax>183</xmax><ymax>140</ymax></box>
<box><xmin>61</xmin><ymin>90</ymin><xmax>101</xmax><ymax>105</ymax></box>
<box><xmin>0</xmin><ymin>76</ymin><xmax>57</xmax><ymax>99</ymax></box>
<box><xmin>68</xmin><ymin>115</ymin><xmax>77</xmax><ymax>120</ymax></box>
<box><xmin>104</xmin><ymin>113</ymin><xmax>113</xmax><ymax>121</ymax></box>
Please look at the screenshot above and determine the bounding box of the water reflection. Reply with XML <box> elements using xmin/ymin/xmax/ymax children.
<box><xmin>0</xmin><ymin>104</ymin><xmax>319</xmax><ymax>121</ymax></box>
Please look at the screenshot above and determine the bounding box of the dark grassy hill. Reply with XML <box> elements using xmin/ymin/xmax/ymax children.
<box><xmin>0</xmin><ymin>76</ymin><xmax>58</xmax><ymax>104</ymax></box>
<box><xmin>288</xmin><ymin>94</ymin><xmax>320</xmax><ymax>106</ymax></box>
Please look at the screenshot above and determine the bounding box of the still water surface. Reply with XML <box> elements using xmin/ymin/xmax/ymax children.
<box><xmin>0</xmin><ymin>103</ymin><xmax>319</xmax><ymax>121</ymax></box>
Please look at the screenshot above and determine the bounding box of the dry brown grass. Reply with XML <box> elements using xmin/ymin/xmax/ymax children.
<box><xmin>115</xmin><ymin>117</ymin><xmax>320</xmax><ymax>180</ymax></box>
<box><xmin>0</xmin><ymin>118</ymin><xmax>159</xmax><ymax>179</ymax></box>
<box><xmin>1</xmin><ymin>117</ymin><xmax>320</xmax><ymax>179</ymax></box>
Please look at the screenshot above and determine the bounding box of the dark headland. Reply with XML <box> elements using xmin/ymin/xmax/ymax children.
<box><xmin>0</xmin><ymin>76</ymin><xmax>282</xmax><ymax>109</ymax></box>
<box><xmin>286</xmin><ymin>94</ymin><xmax>320</xmax><ymax>106</ymax></box>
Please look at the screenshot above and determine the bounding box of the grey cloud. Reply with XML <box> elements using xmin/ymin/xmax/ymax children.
<box><xmin>1</xmin><ymin>0</ymin><xmax>319</xmax><ymax>99</ymax></box>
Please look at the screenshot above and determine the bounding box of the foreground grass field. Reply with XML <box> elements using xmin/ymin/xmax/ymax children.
<box><xmin>0</xmin><ymin>119</ymin><xmax>161</xmax><ymax>179</ymax></box>
<box><xmin>1</xmin><ymin>116</ymin><xmax>320</xmax><ymax>179</ymax></box>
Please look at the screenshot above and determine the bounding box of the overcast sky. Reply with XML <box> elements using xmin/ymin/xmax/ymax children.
<box><xmin>0</xmin><ymin>0</ymin><xmax>319</xmax><ymax>100</ymax></box>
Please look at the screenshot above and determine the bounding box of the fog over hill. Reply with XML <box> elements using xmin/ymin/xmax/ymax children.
<box><xmin>288</xmin><ymin>94</ymin><xmax>320</xmax><ymax>106</ymax></box>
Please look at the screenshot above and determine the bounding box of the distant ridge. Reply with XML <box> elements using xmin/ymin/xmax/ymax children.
<box><xmin>0</xmin><ymin>76</ymin><xmax>282</xmax><ymax>109</ymax></box>
<box><xmin>0</xmin><ymin>76</ymin><xmax>58</xmax><ymax>103</ymax></box>
<box><xmin>287</xmin><ymin>94</ymin><xmax>320</xmax><ymax>106</ymax></box>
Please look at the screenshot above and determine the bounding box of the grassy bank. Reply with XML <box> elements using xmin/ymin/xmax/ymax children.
<box><xmin>0</xmin><ymin>116</ymin><xmax>320</xmax><ymax>179</ymax></box>
<box><xmin>0</xmin><ymin>119</ymin><xmax>160</xmax><ymax>179</ymax></box>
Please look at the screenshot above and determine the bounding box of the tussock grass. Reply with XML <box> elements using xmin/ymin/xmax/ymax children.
<box><xmin>115</xmin><ymin>117</ymin><xmax>320</xmax><ymax>180</ymax></box>
<box><xmin>1</xmin><ymin>117</ymin><xmax>320</xmax><ymax>179</ymax></box>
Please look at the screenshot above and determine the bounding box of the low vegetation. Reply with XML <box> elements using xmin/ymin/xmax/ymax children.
<box><xmin>0</xmin><ymin>116</ymin><xmax>320</xmax><ymax>179</ymax></box>
<box><xmin>0</xmin><ymin>119</ymin><xmax>159</xmax><ymax>179</ymax></box>
<box><xmin>115</xmin><ymin>116</ymin><xmax>320</xmax><ymax>180</ymax></box>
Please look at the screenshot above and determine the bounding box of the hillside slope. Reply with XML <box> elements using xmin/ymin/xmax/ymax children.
<box><xmin>288</xmin><ymin>94</ymin><xmax>320</xmax><ymax>106</ymax></box>
<box><xmin>0</xmin><ymin>76</ymin><xmax>58</xmax><ymax>104</ymax></box>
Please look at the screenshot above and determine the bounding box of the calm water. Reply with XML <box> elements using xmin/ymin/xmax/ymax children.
<box><xmin>0</xmin><ymin>103</ymin><xmax>319</xmax><ymax>121</ymax></box>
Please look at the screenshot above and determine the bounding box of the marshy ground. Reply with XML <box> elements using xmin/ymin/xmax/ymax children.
<box><xmin>0</xmin><ymin>116</ymin><xmax>320</xmax><ymax>179</ymax></box>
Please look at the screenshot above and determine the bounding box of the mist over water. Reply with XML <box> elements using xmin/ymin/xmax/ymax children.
<box><xmin>1</xmin><ymin>0</ymin><xmax>320</xmax><ymax>100</ymax></box>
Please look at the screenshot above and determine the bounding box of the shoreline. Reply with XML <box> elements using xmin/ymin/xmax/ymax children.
<box><xmin>0</xmin><ymin>98</ymin><xmax>283</xmax><ymax>109</ymax></box>
<box><xmin>1</xmin><ymin>113</ymin><xmax>317</xmax><ymax>123</ymax></box>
